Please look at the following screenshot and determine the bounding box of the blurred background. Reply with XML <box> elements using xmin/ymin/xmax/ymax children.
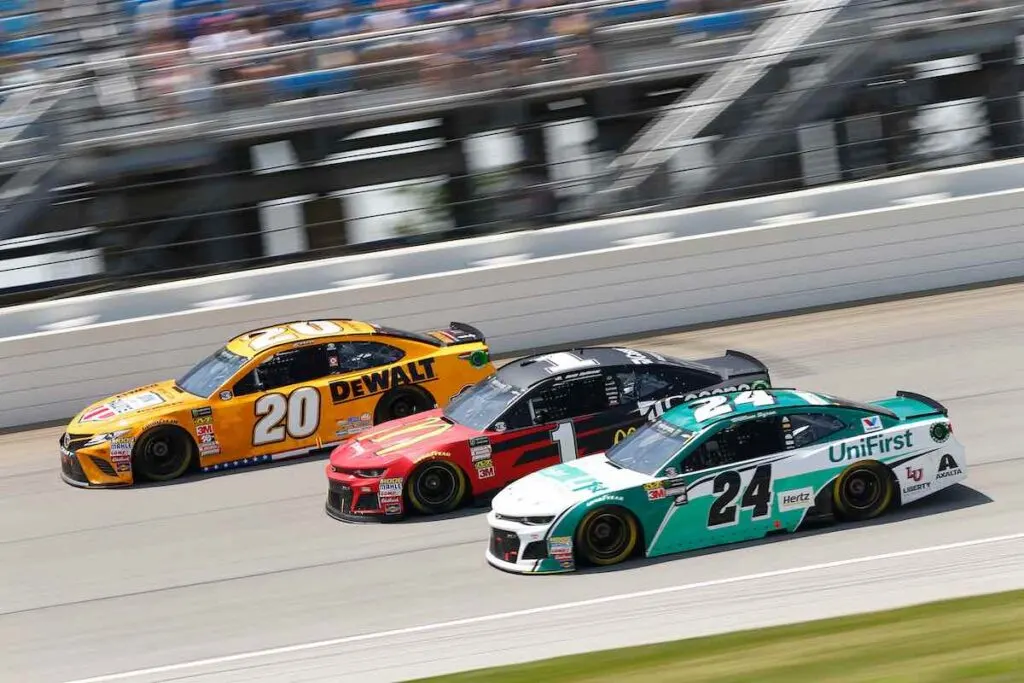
<box><xmin>0</xmin><ymin>0</ymin><xmax>1014</xmax><ymax>304</ymax></box>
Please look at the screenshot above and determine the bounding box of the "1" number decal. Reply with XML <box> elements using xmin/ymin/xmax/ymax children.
<box><xmin>253</xmin><ymin>386</ymin><xmax>321</xmax><ymax>446</ymax></box>
<box><xmin>536</xmin><ymin>352</ymin><xmax>600</xmax><ymax>375</ymax></box>
<box><xmin>707</xmin><ymin>464</ymin><xmax>773</xmax><ymax>527</ymax></box>
<box><xmin>550</xmin><ymin>421</ymin><xmax>578</xmax><ymax>463</ymax></box>
<box><xmin>692</xmin><ymin>390</ymin><xmax>775</xmax><ymax>422</ymax></box>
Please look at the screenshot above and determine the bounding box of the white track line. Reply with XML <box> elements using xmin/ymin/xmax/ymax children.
<box><xmin>65</xmin><ymin>532</ymin><xmax>1024</xmax><ymax>683</ymax></box>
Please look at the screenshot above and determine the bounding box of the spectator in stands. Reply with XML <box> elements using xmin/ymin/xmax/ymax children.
<box><xmin>139</xmin><ymin>28</ymin><xmax>198</xmax><ymax>119</ymax></box>
<box><xmin>134</xmin><ymin>0</ymin><xmax>173</xmax><ymax>39</ymax></box>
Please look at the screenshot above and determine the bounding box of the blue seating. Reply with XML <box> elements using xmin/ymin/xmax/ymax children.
<box><xmin>100</xmin><ymin>0</ymin><xmax>765</xmax><ymax>105</ymax></box>
<box><xmin>0</xmin><ymin>33</ymin><xmax>50</xmax><ymax>55</ymax></box>
<box><xmin>678</xmin><ymin>9</ymin><xmax>752</xmax><ymax>34</ymax></box>
<box><xmin>0</xmin><ymin>13</ymin><xmax>39</xmax><ymax>34</ymax></box>
<box><xmin>269</xmin><ymin>66</ymin><xmax>355</xmax><ymax>96</ymax></box>
<box><xmin>599</xmin><ymin>0</ymin><xmax>670</xmax><ymax>21</ymax></box>
<box><xmin>0</xmin><ymin>0</ymin><xmax>28</xmax><ymax>13</ymax></box>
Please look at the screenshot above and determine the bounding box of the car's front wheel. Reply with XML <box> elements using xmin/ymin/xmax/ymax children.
<box><xmin>833</xmin><ymin>460</ymin><xmax>895</xmax><ymax>521</ymax></box>
<box><xmin>574</xmin><ymin>506</ymin><xmax>641</xmax><ymax>567</ymax></box>
<box><xmin>406</xmin><ymin>461</ymin><xmax>467</xmax><ymax>515</ymax></box>
<box><xmin>132</xmin><ymin>427</ymin><xmax>194</xmax><ymax>483</ymax></box>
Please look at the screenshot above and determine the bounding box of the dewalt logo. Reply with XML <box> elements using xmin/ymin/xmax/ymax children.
<box><xmin>329</xmin><ymin>358</ymin><xmax>437</xmax><ymax>404</ymax></box>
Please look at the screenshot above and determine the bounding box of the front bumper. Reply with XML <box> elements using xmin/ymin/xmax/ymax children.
<box><xmin>59</xmin><ymin>433</ymin><xmax>132</xmax><ymax>488</ymax></box>
<box><xmin>484</xmin><ymin>510</ymin><xmax>575</xmax><ymax>574</ymax></box>
<box><xmin>324</xmin><ymin>469</ymin><xmax>405</xmax><ymax>522</ymax></box>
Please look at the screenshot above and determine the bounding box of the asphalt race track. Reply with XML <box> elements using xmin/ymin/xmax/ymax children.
<box><xmin>4</xmin><ymin>282</ymin><xmax>1024</xmax><ymax>683</ymax></box>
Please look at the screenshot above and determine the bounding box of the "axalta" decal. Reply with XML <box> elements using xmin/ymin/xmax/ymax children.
<box><xmin>329</xmin><ymin>358</ymin><xmax>437</xmax><ymax>404</ymax></box>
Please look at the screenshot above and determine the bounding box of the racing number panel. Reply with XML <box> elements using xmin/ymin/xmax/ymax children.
<box><xmin>464</xmin><ymin>366</ymin><xmax>648</xmax><ymax>496</ymax></box>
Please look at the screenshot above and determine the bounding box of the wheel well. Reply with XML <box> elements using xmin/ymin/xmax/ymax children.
<box><xmin>134</xmin><ymin>424</ymin><xmax>199</xmax><ymax>470</ymax></box>
<box><xmin>576</xmin><ymin>504</ymin><xmax>646</xmax><ymax>559</ymax></box>
<box><xmin>832</xmin><ymin>459</ymin><xmax>899</xmax><ymax>518</ymax></box>
<box><xmin>406</xmin><ymin>457</ymin><xmax>470</xmax><ymax>508</ymax></box>
<box><xmin>374</xmin><ymin>384</ymin><xmax>436</xmax><ymax>423</ymax></box>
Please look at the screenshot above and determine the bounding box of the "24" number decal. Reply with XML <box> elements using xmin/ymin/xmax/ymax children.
<box><xmin>692</xmin><ymin>390</ymin><xmax>775</xmax><ymax>422</ymax></box>
<box><xmin>707</xmin><ymin>464</ymin><xmax>773</xmax><ymax>527</ymax></box>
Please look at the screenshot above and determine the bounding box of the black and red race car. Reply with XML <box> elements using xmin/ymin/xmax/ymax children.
<box><xmin>324</xmin><ymin>346</ymin><xmax>771</xmax><ymax>522</ymax></box>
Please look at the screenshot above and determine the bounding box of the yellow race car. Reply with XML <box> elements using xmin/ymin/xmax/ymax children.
<box><xmin>59</xmin><ymin>319</ymin><xmax>494</xmax><ymax>488</ymax></box>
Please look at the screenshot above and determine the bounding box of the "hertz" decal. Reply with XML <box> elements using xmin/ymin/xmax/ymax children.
<box><xmin>329</xmin><ymin>358</ymin><xmax>437</xmax><ymax>404</ymax></box>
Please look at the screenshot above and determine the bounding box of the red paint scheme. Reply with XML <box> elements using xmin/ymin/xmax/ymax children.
<box><xmin>324</xmin><ymin>406</ymin><xmax>634</xmax><ymax>522</ymax></box>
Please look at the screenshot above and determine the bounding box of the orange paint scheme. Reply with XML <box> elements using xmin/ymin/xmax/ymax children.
<box><xmin>59</xmin><ymin>319</ymin><xmax>494</xmax><ymax>487</ymax></box>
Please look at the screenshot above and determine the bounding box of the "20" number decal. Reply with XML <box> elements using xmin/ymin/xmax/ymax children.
<box><xmin>707</xmin><ymin>464</ymin><xmax>773</xmax><ymax>528</ymax></box>
<box><xmin>253</xmin><ymin>387</ymin><xmax>321</xmax><ymax>446</ymax></box>
<box><xmin>249</xmin><ymin>320</ymin><xmax>343</xmax><ymax>352</ymax></box>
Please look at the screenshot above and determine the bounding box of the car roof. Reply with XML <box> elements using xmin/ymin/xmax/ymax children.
<box><xmin>225</xmin><ymin>319</ymin><xmax>440</xmax><ymax>357</ymax></box>
<box><xmin>495</xmin><ymin>346</ymin><xmax>714</xmax><ymax>389</ymax></box>
<box><xmin>660</xmin><ymin>388</ymin><xmax>898</xmax><ymax>432</ymax></box>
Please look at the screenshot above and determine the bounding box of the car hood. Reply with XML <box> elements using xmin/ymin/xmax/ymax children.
<box><xmin>70</xmin><ymin>380</ymin><xmax>192</xmax><ymax>432</ymax></box>
<box><xmin>330</xmin><ymin>409</ymin><xmax>478</xmax><ymax>467</ymax></box>
<box><xmin>492</xmin><ymin>454</ymin><xmax>652</xmax><ymax>517</ymax></box>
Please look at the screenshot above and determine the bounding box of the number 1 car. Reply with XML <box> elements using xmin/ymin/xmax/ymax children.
<box><xmin>484</xmin><ymin>388</ymin><xmax>966</xmax><ymax>573</ymax></box>
<box><xmin>324</xmin><ymin>346</ymin><xmax>771</xmax><ymax>521</ymax></box>
<box><xmin>59</xmin><ymin>319</ymin><xmax>493</xmax><ymax>487</ymax></box>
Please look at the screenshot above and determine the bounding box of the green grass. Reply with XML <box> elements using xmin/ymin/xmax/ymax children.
<box><xmin>408</xmin><ymin>590</ymin><xmax>1024</xmax><ymax>683</ymax></box>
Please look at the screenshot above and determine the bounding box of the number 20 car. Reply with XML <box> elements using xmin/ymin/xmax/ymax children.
<box><xmin>59</xmin><ymin>319</ymin><xmax>494</xmax><ymax>487</ymax></box>
<box><xmin>486</xmin><ymin>388</ymin><xmax>966</xmax><ymax>574</ymax></box>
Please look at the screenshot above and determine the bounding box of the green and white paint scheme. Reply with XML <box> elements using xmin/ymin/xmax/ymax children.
<box><xmin>486</xmin><ymin>388</ymin><xmax>966</xmax><ymax>574</ymax></box>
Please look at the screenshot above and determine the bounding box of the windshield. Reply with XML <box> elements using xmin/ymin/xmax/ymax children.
<box><xmin>176</xmin><ymin>347</ymin><xmax>250</xmax><ymax>398</ymax></box>
<box><xmin>606</xmin><ymin>419</ymin><xmax>695</xmax><ymax>476</ymax></box>
<box><xmin>442</xmin><ymin>374</ymin><xmax>524</xmax><ymax>431</ymax></box>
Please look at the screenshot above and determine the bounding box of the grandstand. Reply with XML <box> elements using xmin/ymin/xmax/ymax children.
<box><xmin>0</xmin><ymin>0</ymin><xmax>1018</xmax><ymax>302</ymax></box>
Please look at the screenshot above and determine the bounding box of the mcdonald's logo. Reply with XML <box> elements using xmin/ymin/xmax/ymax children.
<box><xmin>613</xmin><ymin>427</ymin><xmax>637</xmax><ymax>444</ymax></box>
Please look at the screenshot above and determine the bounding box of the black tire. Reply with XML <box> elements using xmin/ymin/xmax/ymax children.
<box><xmin>832</xmin><ymin>461</ymin><xmax>895</xmax><ymax>522</ymax></box>
<box><xmin>132</xmin><ymin>427</ymin><xmax>194</xmax><ymax>483</ymax></box>
<box><xmin>374</xmin><ymin>387</ymin><xmax>435</xmax><ymax>424</ymax></box>
<box><xmin>406</xmin><ymin>460</ymin><xmax>467</xmax><ymax>515</ymax></box>
<box><xmin>574</xmin><ymin>506</ymin><xmax>641</xmax><ymax>567</ymax></box>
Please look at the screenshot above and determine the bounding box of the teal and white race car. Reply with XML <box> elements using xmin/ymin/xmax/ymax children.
<box><xmin>485</xmin><ymin>388</ymin><xmax>965</xmax><ymax>574</ymax></box>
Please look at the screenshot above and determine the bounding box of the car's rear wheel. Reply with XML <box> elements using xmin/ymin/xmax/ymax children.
<box><xmin>374</xmin><ymin>387</ymin><xmax>435</xmax><ymax>424</ymax></box>
<box><xmin>575</xmin><ymin>506</ymin><xmax>640</xmax><ymax>567</ymax></box>
<box><xmin>406</xmin><ymin>461</ymin><xmax>467</xmax><ymax>515</ymax></box>
<box><xmin>132</xmin><ymin>427</ymin><xmax>194</xmax><ymax>483</ymax></box>
<box><xmin>833</xmin><ymin>461</ymin><xmax>894</xmax><ymax>521</ymax></box>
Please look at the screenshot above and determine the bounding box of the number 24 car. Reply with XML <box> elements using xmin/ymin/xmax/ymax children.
<box><xmin>59</xmin><ymin>319</ymin><xmax>494</xmax><ymax>487</ymax></box>
<box><xmin>485</xmin><ymin>388</ymin><xmax>966</xmax><ymax>573</ymax></box>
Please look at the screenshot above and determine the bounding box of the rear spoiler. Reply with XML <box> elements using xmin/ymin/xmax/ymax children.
<box><xmin>724</xmin><ymin>349</ymin><xmax>768</xmax><ymax>371</ymax></box>
<box><xmin>433</xmin><ymin>322</ymin><xmax>487</xmax><ymax>346</ymax></box>
<box><xmin>720</xmin><ymin>350</ymin><xmax>770</xmax><ymax>376</ymax></box>
<box><xmin>896</xmin><ymin>390</ymin><xmax>948</xmax><ymax>416</ymax></box>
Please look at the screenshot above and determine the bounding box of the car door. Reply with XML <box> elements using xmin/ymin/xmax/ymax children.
<box><xmin>649</xmin><ymin>411</ymin><xmax>788</xmax><ymax>556</ymax></box>
<box><xmin>225</xmin><ymin>343</ymin><xmax>336</xmax><ymax>461</ymax></box>
<box><xmin>480</xmin><ymin>369</ymin><xmax>620</xmax><ymax>488</ymax></box>
<box><xmin>323</xmin><ymin>339</ymin><xmax>411</xmax><ymax>440</ymax></box>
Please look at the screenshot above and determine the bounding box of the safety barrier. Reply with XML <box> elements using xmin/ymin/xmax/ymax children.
<box><xmin>1</xmin><ymin>158</ymin><xmax>1024</xmax><ymax>428</ymax></box>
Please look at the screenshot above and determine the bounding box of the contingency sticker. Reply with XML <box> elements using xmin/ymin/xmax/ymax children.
<box><xmin>469</xmin><ymin>436</ymin><xmax>492</xmax><ymax>462</ymax></box>
<box><xmin>109</xmin><ymin>437</ymin><xmax>134</xmax><ymax>473</ymax></box>
<box><xmin>549</xmin><ymin>536</ymin><xmax>574</xmax><ymax>569</ymax></box>
<box><xmin>191</xmin><ymin>407</ymin><xmax>222</xmax><ymax>456</ymax></box>
<box><xmin>474</xmin><ymin>458</ymin><xmax>496</xmax><ymax>480</ymax></box>
<box><xmin>643</xmin><ymin>481</ymin><xmax>666</xmax><ymax>501</ymax></box>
